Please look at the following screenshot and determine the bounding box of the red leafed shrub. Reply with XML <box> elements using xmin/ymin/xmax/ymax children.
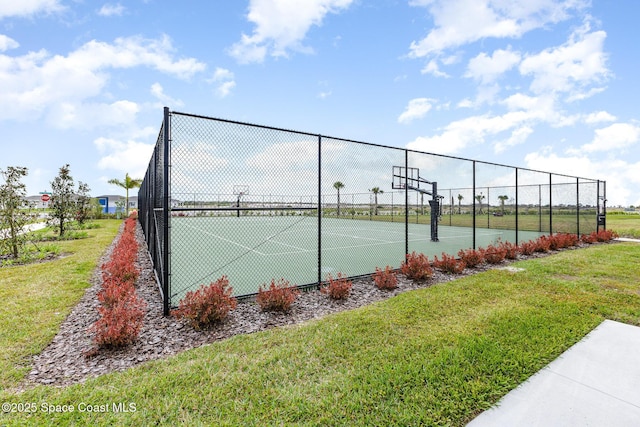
<box><xmin>91</xmin><ymin>291</ymin><xmax>146</xmax><ymax>347</ymax></box>
<box><xmin>172</xmin><ymin>276</ymin><xmax>237</xmax><ymax>329</ymax></box>
<box><xmin>534</xmin><ymin>235</ymin><xmax>551</xmax><ymax>252</ymax></box>
<box><xmin>91</xmin><ymin>215</ymin><xmax>145</xmax><ymax>348</ymax></box>
<box><xmin>596</xmin><ymin>229</ymin><xmax>618</xmax><ymax>242</ymax></box>
<box><xmin>498</xmin><ymin>241</ymin><xmax>519</xmax><ymax>260</ymax></box>
<box><xmin>373</xmin><ymin>266</ymin><xmax>398</xmax><ymax>290</ymax></box>
<box><xmin>102</xmin><ymin>257</ymin><xmax>138</xmax><ymax>286</ymax></box>
<box><xmin>580</xmin><ymin>232</ymin><xmax>596</xmax><ymax>244</ymax></box>
<box><xmin>432</xmin><ymin>252</ymin><xmax>465</xmax><ymax>274</ymax></box>
<box><xmin>401</xmin><ymin>252</ymin><xmax>433</xmax><ymax>281</ymax></box>
<box><xmin>548</xmin><ymin>233</ymin><xmax>579</xmax><ymax>250</ymax></box>
<box><xmin>484</xmin><ymin>244</ymin><xmax>507</xmax><ymax>264</ymax></box>
<box><xmin>558</xmin><ymin>233</ymin><xmax>579</xmax><ymax>248</ymax></box>
<box><xmin>257</xmin><ymin>278</ymin><xmax>300</xmax><ymax>312</ymax></box>
<box><xmin>320</xmin><ymin>273</ymin><xmax>352</xmax><ymax>300</ymax></box>
<box><xmin>519</xmin><ymin>240</ymin><xmax>537</xmax><ymax>255</ymax></box>
<box><xmin>457</xmin><ymin>248</ymin><xmax>485</xmax><ymax>268</ymax></box>
<box><xmin>97</xmin><ymin>280</ymin><xmax>134</xmax><ymax>309</ymax></box>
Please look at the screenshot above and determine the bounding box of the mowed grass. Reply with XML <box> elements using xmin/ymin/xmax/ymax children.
<box><xmin>0</xmin><ymin>220</ymin><xmax>121</xmax><ymax>390</ymax></box>
<box><xmin>1</xmin><ymin>237</ymin><xmax>639</xmax><ymax>425</ymax></box>
<box><xmin>607</xmin><ymin>214</ymin><xmax>640</xmax><ymax>238</ymax></box>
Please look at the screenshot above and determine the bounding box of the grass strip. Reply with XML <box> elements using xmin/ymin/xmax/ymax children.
<box><xmin>1</xmin><ymin>241</ymin><xmax>638</xmax><ymax>426</ymax></box>
<box><xmin>0</xmin><ymin>220</ymin><xmax>121</xmax><ymax>390</ymax></box>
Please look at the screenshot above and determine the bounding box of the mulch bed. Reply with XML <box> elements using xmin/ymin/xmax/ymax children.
<box><xmin>16</xmin><ymin>222</ymin><xmax>604</xmax><ymax>390</ymax></box>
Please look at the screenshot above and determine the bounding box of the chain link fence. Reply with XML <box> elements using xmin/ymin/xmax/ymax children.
<box><xmin>139</xmin><ymin>108</ymin><xmax>607</xmax><ymax>314</ymax></box>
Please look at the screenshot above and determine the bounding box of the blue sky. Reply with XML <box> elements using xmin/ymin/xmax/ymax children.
<box><xmin>1</xmin><ymin>0</ymin><xmax>639</xmax><ymax>206</ymax></box>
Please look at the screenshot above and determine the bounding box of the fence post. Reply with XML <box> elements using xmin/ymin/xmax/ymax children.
<box><xmin>162</xmin><ymin>107</ymin><xmax>171</xmax><ymax>316</ymax></box>
<box><xmin>472</xmin><ymin>161</ymin><xmax>476</xmax><ymax>249</ymax></box>
<box><xmin>576</xmin><ymin>178</ymin><xmax>580</xmax><ymax>236</ymax></box>
<box><xmin>515</xmin><ymin>168</ymin><xmax>519</xmax><ymax>244</ymax></box>
<box><xmin>549</xmin><ymin>173</ymin><xmax>553</xmax><ymax>234</ymax></box>
<box><xmin>318</xmin><ymin>135</ymin><xmax>322</xmax><ymax>286</ymax></box>
<box><xmin>404</xmin><ymin>150</ymin><xmax>408</xmax><ymax>256</ymax></box>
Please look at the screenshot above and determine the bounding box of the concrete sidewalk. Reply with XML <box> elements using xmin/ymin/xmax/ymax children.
<box><xmin>0</xmin><ymin>222</ymin><xmax>47</xmax><ymax>239</ymax></box>
<box><xmin>467</xmin><ymin>320</ymin><xmax>640</xmax><ymax>426</ymax></box>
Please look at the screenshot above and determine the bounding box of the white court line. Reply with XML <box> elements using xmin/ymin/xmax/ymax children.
<box><xmin>181</xmin><ymin>222</ymin><xmax>313</xmax><ymax>256</ymax></box>
<box><xmin>181</xmin><ymin>222</ymin><xmax>270</xmax><ymax>256</ymax></box>
<box><xmin>321</xmin><ymin>230</ymin><xmax>393</xmax><ymax>244</ymax></box>
<box><xmin>279</xmin><ymin>226</ymin><xmax>401</xmax><ymax>241</ymax></box>
<box><xmin>268</xmin><ymin>239</ymin><xmax>311</xmax><ymax>252</ymax></box>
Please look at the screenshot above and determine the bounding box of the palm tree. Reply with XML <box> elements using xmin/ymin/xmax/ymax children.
<box><xmin>333</xmin><ymin>181</ymin><xmax>345</xmax><ymax>217</ymax></box>
<box><xmin>108</xmin><ymin>173</ymin><xmax>143</xmax><ymax>216</ymax></box>
<box><xmin>475</xmin><ymin>193</ymin><xmax>485</xmax><ymax>215</ymax></box>
<box><xmin>498</xmin><ymin>195</ymin><xmax>509</xmax><ymax>215</ymax></box>
<box><xmin>369</xmin><ymin>187</ymin><xmax>384</xmax><ymax>215</ymax></box>
<box><xmin>457</xmin><ymin>194</ymin><xmax>464</xmax><ymax>214</ymax></box>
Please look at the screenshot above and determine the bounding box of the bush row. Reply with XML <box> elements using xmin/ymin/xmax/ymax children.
<box><xmin>173</xmin><ymin>230</ymin><xmax>618</xmax><ymax>330</ymax></box>
<box><xmin>90</xmin><ymin>215</ymin><xmax>146</xmax><ymax>348</ymax></box>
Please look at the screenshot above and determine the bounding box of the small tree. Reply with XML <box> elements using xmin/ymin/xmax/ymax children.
<box><xmin>0</xmin><ymin>166</ymin><xmax>32</xmax><ymax>258</ymax></box>
<box><xmin>333</xmin><ymin>181</ymin><xmax>345</xmax><ymax>217</ymax></box>
<box><xmin>475</xmin><ymin>193</ymin><xmax>485</xmax><ymax>215</ymax></box>
<box><xmin>75</xmin><ymin>181</ymin><xmax>92</xmax><ymax>225</ymax></box>
<box><xmin>369</xmin><ymin>187</ymin><xmax>384</xmax><ymax>215</ymax></box>
<box><xmin>498</xmin><ymin>195</ymin><xmax>509</xmax><ymax>215</ymax></box>
<box><xmin>49</xmin><ymin>164</ymin><xmax>75</xmax><ymax>237</ymax></box>
<box><xmin>108</xmin><ymin>173</ymin><xmax>142</xmax><ymax>216</ymax></box>
<box><xmin>457</xmin><ymin>194</ymin><xmax>463</xmax><ymax>214</ymax></box>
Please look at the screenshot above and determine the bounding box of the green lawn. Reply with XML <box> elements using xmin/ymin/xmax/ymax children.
<box><xmin>333</xmin><ymin>211</ymin><xmax>595</xmax><ymax>234</ymax></box>
<box><xmin>0</xmin><ymin>220</ymin><xmax>121</xmax><ymax>390</ymax></box>
<box><xmin>1</xmin><ymin>232</ymin><xmax>639</xmax><ymax>425</ymax></box>
<box><xmin>607</xmin><ymin>214</ymin><xmax>640</xmax><ymax>238</ymax></box>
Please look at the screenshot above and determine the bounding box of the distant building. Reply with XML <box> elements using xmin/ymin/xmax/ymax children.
<box><xmin>25</xmin><ymin>195</ymin><xmax>49</xmax><ymax>209</ymax></box>
<box><xmin>95</xmin><ymin>195</ymin><xmax>138</xmax><ymax>213</ymax></box>
<box><xmin>23</xmin><ymin>195</ymin><xmax>139</xmax><ymax>213</ymax></box>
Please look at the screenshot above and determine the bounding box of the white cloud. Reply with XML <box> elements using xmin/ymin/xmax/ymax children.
<box><xmin>584</xmin><ymin>111</ymin><xmax>616</xmax><ymax>124</ymax></box>
<box><xmin>217</xmin><ymin>80</ymin><xmax>236</xmax><ymax>98</ymax></box>
<box><xmin>48</xmin><ymin>100</ymin><xmax>140</xmax><ymax>129</ymax></box>
<box><xmin>0</xmin><ymin>0</ymin><xmax>64</xmax><ymax>18</ymax></box>
<box><xmin>228</xmin><ymin>0</ymin><xmax>354</xmax><ymax>63</ymax></box>
<box><xmin>524</xmin><ymin>147</ymin><xmax>640</xmax><ymax>206</ymax></box>
<box><xmin>0</xmin><ymin>35</ymin><xmax>19</xmax><ymax>51</ymax></box>
<box><xmin>519</xmin><ymin>23</ymin><xmax>609</xmax><ymax>96</ymax></box>
<box><xmin>318</xmin><ymin>91</ymin><xmax>332</xmax><ymax>99</ymax></box>
<box><xmin>398</xmin><ymin>98</ymin><xmax>436</xmax><ymax>124</ymax></box>
<box><xmin>493</xmin><ymin>125</ymin><xmax>533</xmax><ymax>153</ymax></box>
<box><xmin>409</xmin><ymin>0</ymin><xmax>586</xmax><ymax>58</ymax></box>
<box><xmin>0</xmin><ymin>35</ymin><xmax>205</xmax><ymax>126</ymax></box>
<box><xmin>94</xmin><ymin>137</ymin><xmax>155</xmax><ymax>177</ymax></box>
<box><xmin>421</xmin><ymin>59</ymin><xmax>449</xmax><ymax>77</ymax></box>
<box><xmin>406</xmin><ymin>113</ymin><xmax>501</xmax><ymax>155</ymax></box>
<box><xmin>579</xmin><ymin>123</ymin><xmax>640</xmax><ymax>153</ymax></box>
<box><xmin>406</xmin><ymin>104</ymin><xmax>547</xmax><ymax>155</ymax></box>
<box><xmin>98</xmin><ymin>3</ymin><xmax>125</xmax><ymax>17</ymax></box>
<box><xmin>465</xmin><ymin>48</ymin><xmax>521</xmax><ymax>84</ymax></box>
<box><xmin>246</xmin><ymin>140</ymin><xmax>319</xmax><ymax>170</ymax></box>
<box><xmin>150</xmin><ymin>83</ymin><xmax>184</xmax><ymax>107</ymax></box>
<box><xmin>209</xmin><ymin>67</ymin><xmax>236</xmax><ymax>98</ymax></box>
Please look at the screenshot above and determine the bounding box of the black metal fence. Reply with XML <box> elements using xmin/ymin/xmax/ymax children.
<box><xmin>139</xmin><ymin>108</ymin><xmax>607</xmax><ymax>315</ymax></box>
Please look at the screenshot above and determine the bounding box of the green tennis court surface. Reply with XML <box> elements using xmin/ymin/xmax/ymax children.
<box><xmin>170</xmin><ymin>216</ymin><xmax>543</xmax><ymax>300</ymax></box>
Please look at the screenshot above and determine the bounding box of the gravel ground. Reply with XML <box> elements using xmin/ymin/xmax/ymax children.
<box><xmin>16</xmin><ymin>222</ymin><xmax>599</xmax><ymax>390</ymax></box>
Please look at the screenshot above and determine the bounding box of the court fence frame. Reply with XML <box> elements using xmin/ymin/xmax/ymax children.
<box><xmin>138</xmin><ymin>107</ymin><xmax>607</xmax><ymax>315</ymax></box>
